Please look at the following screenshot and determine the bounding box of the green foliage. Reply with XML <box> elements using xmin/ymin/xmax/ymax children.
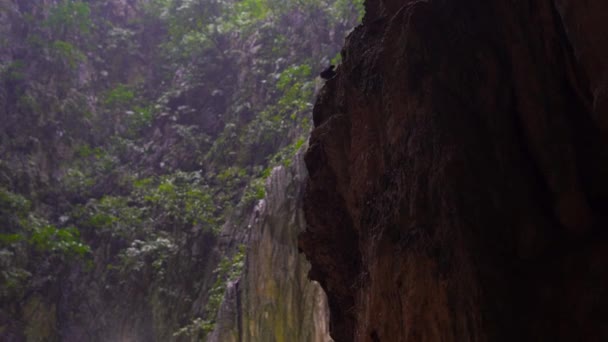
<box><xmin>276</xmin><ymin>64</ymin><xmax>314</xmax><ymax>116</ymax></box>
<box><xmin>104</xmin><ymin>84</ymin><xmax>136</xmax><ymax>108</ymax></box>
<box><xmin>45</xmin><ymin>0</ymin><xmax>92</xmax><ymax>38</ymax></box>
<box><xmin>205</xmin><ymin>245</ymin><xmax>246</xmax><ymax>325</ymax></box>
<box><xmin>0</xmin><ymin>189</ymin><xmax>91</xmax><ymax>302</ymax></box>
<box><xmin>129</xmin><ymin>105</ymin><xmax>155</xmax><ymax>130</ymax></box>
<box><xmin>62</xmin><ymin>168</ymin><xmax>96</xmax><ymax>194</ymax></box>
<box><xmin>62</xmin><ymin>145</ymin><xmax>118</xmax><ymax>195</ymax></box>
<box><xmin>140</xmin><ymin>172</ymin><xmax>218</xmax><ymax>231</ymax></box>
<box><xmin>332</xmin><ymin>0</ymin><xmax>365</xmax><ymax>23</ymax></box>
<box><xmin>118</xmin><ymin>237</ymin><xmax>177</xmax><ymax>276</ymax></box>
<box><xmin>225</xmin><ymin>0</ymin><xmax>270</xmax><ymax>31</ymax></box>
<box><xmin>70</xmin><ymin>170</ymin><xmax>220</xmax><ymax>241</ymax></box>
<box><xmin>105</xmin><ymin>27</ymin><xmax>138</xmax><ymax>51</ymax></box>
<box><xmin>0</xmin><ymin>233</ymin><xmax>24</xmax><ymax>245</ymax></box>
<box><xmin>50</xmin><ymin>40</ymin><xmax>85</xmax><ymax>69</ymax></box>
<box><xmin>331</xmin><ymin>52</ymin><xmax>342</xmax><ymax>66</ymax></box>
<box><xmin>240</xmin><ymin>176</ymin><xmax>266</xmax><ymax>208</ymax></box>
<box><xmin>216</xmin><ymin>167</ymin><xmax>247</xmax><ymax>190</ymax></box>
<box><xmin>2</xmin><ymin>60</ymin><xmax>27</xmax><ymax>81</ymax></box>
<box><xmin>270</xmin><ymin>137</ymin><xmax>306</xmax><ymax>167</ymax></box>
<box><xmin>172</xmin><ymin>317</ymin><xmax>213</xmax><ymax>339</ymax></box>
<box><xmin>78</xmin><ymin>195</ymin><xmax>144</xmax><ymax>238</ymax></box>
<box><xmin>101</xmin><ymin>85</ymin><xmax>155</xmax><ymax>134</ymax></box>
<box><xmin>156</xmin><ymin>0</ymin><xmax>224</xmax><ymax>60</ymax></box>
<box><xmin>175</xmin><ymin>245</ymin><xmax>247</xmax><ymax>338</ymax></box>
<box><xmin>87</xmin><ymin>212</ymin><xmax>116</xmax><ymax>228</ymax></box>
<box><xmin>0</xmin><ymin>187</ymin><xmax>31</xmax><ymax>219</ymax></box>
<box><xmin>75</xmin><ymin>145</ymin><xmax>106</xmax><ymax>159</ymax></box>
<box><xmin>0</xmin><ymin>250</ymin><xmax>31</xmax><ymax>299</ymax></box>
<box><xmin>235</xmin><ymin>0</ymin><xmax>270</xmax><ymax>21</ymax></box>
<box><xmin>276</xmin><ymin>64</ymin><xmax>311</xmax><ymax>91</ymax></box>
<box><xmin>29</xmin><ymin>225</ymin><xmax>91</xmax><ymax>257</ymax></box>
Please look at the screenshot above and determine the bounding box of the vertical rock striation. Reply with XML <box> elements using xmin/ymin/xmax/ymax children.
<box><xmin>300</xmin><ymin>0</ymin><xmax>608</xmax><ymax>341</ymax></box>
<box><xmin>210</xmin><ymin>152</ymin><xmax>332</xmax><ymax>342</ymax></box>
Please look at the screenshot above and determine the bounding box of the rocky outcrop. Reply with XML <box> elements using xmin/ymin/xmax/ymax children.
<box><xmin>210</xmin><ymin>152</ymin><xmax>331</xmax><ymax>342</ymax></box>
<box><xmin>300</xmin><ymin>1</ymin><xmax>608</xmax><ymax>341</ymax></box>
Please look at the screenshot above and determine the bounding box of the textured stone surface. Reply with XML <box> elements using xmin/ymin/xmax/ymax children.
<box><xmin>300</xmin><ymin>1</ymin><xmax>608</xmax><ymax>341</ymax></box>
<box><xmin>211</xmin><ymin>152</ymin><xmax>331</xmax><ymax>342</ymax></box>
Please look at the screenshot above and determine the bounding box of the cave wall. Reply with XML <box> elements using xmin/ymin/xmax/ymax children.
<box><xmin>300</xmin><ymin>0</ymin><xmax>608</xmax><ymax>341</ymax></box>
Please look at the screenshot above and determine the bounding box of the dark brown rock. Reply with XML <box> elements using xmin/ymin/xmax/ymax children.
<box><xmin>300</xmin><ymin>1</ymin><xmax>608</xmax><ymax>341</ymax></box>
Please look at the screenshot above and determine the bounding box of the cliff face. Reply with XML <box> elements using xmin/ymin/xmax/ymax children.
<box><xmin>210</xmin><ymin>152</ymin><xmax>331</xmax><ymax>342</ymax></box>
<box><xmin>300</xmin><ymin>1</ymin><xmax>608</xmax><ymax>341</ymax></box>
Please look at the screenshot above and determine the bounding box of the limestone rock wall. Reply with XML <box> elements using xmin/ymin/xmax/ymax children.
<box><xmin>211</xmin><ymin>152</ymin><xmax>331</xmax><ymax>342</ymax></box>
<box><xmin>300</xmin><ymin>1</ymin><xmax>608</xmax><ymax>341</ymax></box>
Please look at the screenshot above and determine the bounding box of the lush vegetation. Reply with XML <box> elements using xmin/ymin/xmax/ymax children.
<box><xmin>0</xmin><ymin>0</ymin><xmax>362</xmax><ymax>340</ymax></box>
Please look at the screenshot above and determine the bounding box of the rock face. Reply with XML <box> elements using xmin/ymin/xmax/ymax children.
<box><xmin>210</xmin><ymin>152</ymin><xmax>332</xmax><ymax>342</ymax></box>
<box><xmin>300</xmin><ymin>1</ymin><xmax>608</xmax><ymax>341</ymax></box>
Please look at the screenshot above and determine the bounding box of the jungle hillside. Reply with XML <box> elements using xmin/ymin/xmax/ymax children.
<box><xmin>0</xmin><ymin>0</ymin><xmax>362</xmax><ymax>340</ymax></box>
